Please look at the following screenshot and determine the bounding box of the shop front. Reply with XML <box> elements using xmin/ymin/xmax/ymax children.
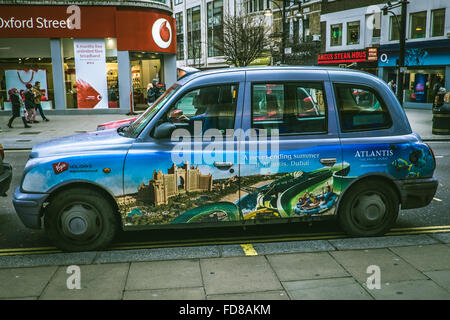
<box><xmin>0</xmin><ymin>4</ymin><xmax>176</xmax><ymax>113</ymax></box>
<box><xmin>317</xmin><ymin>47</ymin><xmax>379</xmax><ymax>75</ymax></box>
<box><xmin>378</xmin><ymin>39</ymin><xmax>450</xmax><ymax>109</ymax></box>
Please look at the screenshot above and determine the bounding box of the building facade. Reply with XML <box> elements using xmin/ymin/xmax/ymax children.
<box><xmin>320</xmin><ymin>0</ymin><xmax>450</xmax><ymax>109</ymax></box>
<box><xmin>0</xmin><ymin>0</ymin><xmax>177</xmax><ymax>113</ymax></box>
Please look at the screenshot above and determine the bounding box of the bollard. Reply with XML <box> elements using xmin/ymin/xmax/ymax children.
<box><xmin>432</xmin><ymin>103</ymin><xmax>450</xmax><ymax>135</ymax></box>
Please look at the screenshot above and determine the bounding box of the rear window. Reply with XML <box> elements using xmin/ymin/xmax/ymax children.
<box><xmin>334</xmin><ymin>84</ymin><xmax>392</xmax><ymax>132</ymax></box>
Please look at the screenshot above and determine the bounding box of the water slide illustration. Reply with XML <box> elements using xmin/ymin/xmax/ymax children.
<box><xmin>170</xmin><ymin>201</ymin><xmax>239</xmax><ymax>224</ymax></box>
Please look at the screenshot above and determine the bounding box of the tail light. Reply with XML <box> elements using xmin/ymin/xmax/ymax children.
<box><xmin>0</xmin><ymin>144</ymin><xmax>4</xmax><ymax>160</ymax></box>
<box><xmin>426</xmin><ymin>143</ymin><xmax>436</xmax><ymax>170</ymax></box>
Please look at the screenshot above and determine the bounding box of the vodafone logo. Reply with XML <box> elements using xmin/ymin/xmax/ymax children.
<box><xmin>152</xmin><ymin>18</ymin><xmax>172</xmax><ymax>49</ymax></box>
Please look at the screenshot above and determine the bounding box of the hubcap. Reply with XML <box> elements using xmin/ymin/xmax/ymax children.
<box><xmin>60</xmin><ymin>204</ymin><xmax>102</xmax><ymax>241</ymax></box>
<box><xmin>352</xmin><ymin>193</ymin><xmax>386</xmax><ymax>228</ymax></box>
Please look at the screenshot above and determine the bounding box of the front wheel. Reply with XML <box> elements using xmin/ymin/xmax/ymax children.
<box><xmin>338</xmin><ymin>180</ymin><xmax>399</xmax><ymax>237</ymax></box>
<box><xmin>44</xmin><ymin>188</ymin><xmax>119</xmax><ymax>252</ymax></box>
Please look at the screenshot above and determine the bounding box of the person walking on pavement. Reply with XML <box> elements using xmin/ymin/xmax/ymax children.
<box><xmin>152</xmin><ymin>79</ymin><xmax>161</xmax><ymax>100</ymax></box>
<box><xmin>32</xmin><ymin>81</ymin><xmax>49</xmax><ymax>122</ymax></box>
<box><xmin>7</xmin><ymin>88</ymin><xmax>31</xmax><ymax>128</ymax></box>
<box><xmin>146</xmin><ymin>82</ymin><xmax>156</xmax><ymax>105</ymax></box>
<box><xmin>24</xmin><ymin>83</ymin><xmax>37</xmax><ymax>123</ymax></box>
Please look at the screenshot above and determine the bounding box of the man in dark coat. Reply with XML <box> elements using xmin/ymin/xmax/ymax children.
<box><xmin>7</xmin><ymin>88</ymin><xmax>31</xmax><ymax>128</ymax></box>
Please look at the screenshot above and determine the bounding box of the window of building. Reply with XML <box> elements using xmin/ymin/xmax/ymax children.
<box><xmin>347</xmin><ymin>21</ymin><xmax>360</xmax><ymax>45</ymax></box>
<box><xmin>334</xmin><ymin>84</ymin><xmax>392</xmax><ymax>132</ymax></box>
<box><xmin>165</xmin><ymin>83</ymin><xmax>238</xmax><ymax>136</ymax></box>
<box><xmin>390</xmin><ymin>16</ymin><xmax>399</xmax><ymax>41</ymax></box>
<box><xmin>207</xmin><ymin>0</ymin><xmax>224</xmax><ymax>57</ymax></box>
<box><xmin>251</xmin><ymin>82</ymin><xmax>327</xmax><ymax>135</ymax></box>
<box><xmin>431</xmin><ymin>8</ymin><xmax>445</xmax><ymax>37</ymax></box>
<box><xmin>370</xmin><ymin>12</ymin><xmax>381</xmax><ymax>38</ymax></box>
<box><xmin>176</xmin><ymin>12</ymin><xmax>184</xmax><ymax>60</ymax></box>
<box><xmin>410</xmin><ymin>11</ymin><xmax>427</xmax><ymax>39</ymax></box>
<box><xmin>174</xmin><ymin>0</ymin><xmax>183</xmax><ymax>5</ymax></box>
<box><xmin>187</xmin><ymin>6</ymin><xmax>201</xmax><ymax>61</ymax></box>
<box><xmin>330</xmin><ymin>23</ymin><xmax>342</xmax><ymax>46</ymax></box>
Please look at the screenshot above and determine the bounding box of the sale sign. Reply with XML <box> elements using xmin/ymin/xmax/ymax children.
<box><xmin>74</xmin><ymin>39</ymin><xmax>108</xmax><ymax>109</ymax></box>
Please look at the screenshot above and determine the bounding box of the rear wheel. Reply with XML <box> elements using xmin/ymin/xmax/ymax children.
<box><xmin>44</xmin><ymin>188</ymin><xmax>118</xmax><ymax>252</ymax></box>
<box><xmin>338</xmin><ymin>180</ymin><xmax>399</xmax><ymax>237</ymax></box>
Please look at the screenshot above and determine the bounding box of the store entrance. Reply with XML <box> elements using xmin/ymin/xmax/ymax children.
<box><xmin>129</xmin><ymin>52</ymin><xmax>164</xmax><ymax>111</ymax></box>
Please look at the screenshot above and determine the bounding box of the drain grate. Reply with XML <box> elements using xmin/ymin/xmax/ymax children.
<box><xmin>75</xmin><ymin>130</ymin><xmax>87</xmax><ymax>133</ymax></box>
<box><xmin>19</xmin><ymin>131</ymin><xmax>41</xmax><ymax>135</ymax></box>
<box><xmin>16</xmin><ymin>139</ymin><xmax>32</xmax><ymax>142</ymax></box>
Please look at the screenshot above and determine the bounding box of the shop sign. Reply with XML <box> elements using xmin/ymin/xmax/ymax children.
<box><xmin>318</xmin><ymin>49</ymin><xmax>372</xmax><ymax>64</ymax></box>
<box><xmin>74</xmin><ymin>39</ymin><xmax>108</xmax><ymax>109</ymax></box>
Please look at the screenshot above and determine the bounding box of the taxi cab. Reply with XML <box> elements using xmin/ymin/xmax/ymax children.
<box><xmin>13</xmin><ymin>67</ymin><xmax>438</xmax><ymax>251</ymax></box>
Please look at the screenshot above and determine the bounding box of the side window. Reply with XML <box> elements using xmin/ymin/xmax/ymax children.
<box><xmin>334</xmin><ymin>84</ymin><xmax>392</xmax><ymax>132</ymax></box>
<box><xmin>251</xmin><ymin>82</ymin><xmax>327</xmax><ymax>135</ymax></box>
<box><xmin>165</xmin><ymin>84</ymin><xmax>238</xmax><ymax>135</ymax></box>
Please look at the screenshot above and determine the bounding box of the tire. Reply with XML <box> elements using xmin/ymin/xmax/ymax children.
<box><xmin>338</xmin><ymin>180</ymin><xmax>399</xmax><ymax>237</ymax></box>
<box><xmin>44</xmin><ymin>188</ymin><xmax>119</xmax><ymax>252</ymax></box>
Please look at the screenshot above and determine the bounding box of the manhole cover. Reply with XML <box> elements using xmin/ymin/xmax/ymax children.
<box><xmin>16</xmin><ymin>139</ymin><xmax>31</xmax><ymax>142</ymax></box>
<box><xmin>75</xmin><ymin>131</ymin><xmax>87</xmax><ymax>133</ymax></box>
<box><xmin>19</xmin><ymin>131</ymin><xmax>41</xmax><ymax>135</ymax></box>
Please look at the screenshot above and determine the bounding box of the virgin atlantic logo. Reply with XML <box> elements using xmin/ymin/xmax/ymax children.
<box><xmin>53</xmin><ymin>162</ymin><xmax>69</xmax><ymax>175</ymax></box>
<box><xmin>152</xmin><ymin>18</ymin><xmax>172</xmax><ymax>49</ymax></box>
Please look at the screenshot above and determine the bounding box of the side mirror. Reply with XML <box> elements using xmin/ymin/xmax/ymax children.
<box><xmin>153</xmin><ymin>122</ymin><xmax>176</xmax><ymax>139</ymax></box>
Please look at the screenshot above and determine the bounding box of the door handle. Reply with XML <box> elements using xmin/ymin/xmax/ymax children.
<box><xmin>214</xmin><ymin>161</ymin><xmax>233</xmax><ymax>170</ymax></box>
<box><xmin>319</xmin><ymin>158</ymin><xmax>337</xmax><ymax>167</ymax></box>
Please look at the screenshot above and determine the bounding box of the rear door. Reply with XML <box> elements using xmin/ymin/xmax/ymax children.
<box><xmin>238</xmin><ymin>69</ymin><xmax>345</xmax><ymax>221</ymax></box>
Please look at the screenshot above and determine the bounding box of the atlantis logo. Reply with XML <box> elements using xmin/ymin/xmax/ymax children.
<box><xmin>354</xmin><ymin>149</ymin><xmax>394</xmax><ymax>158</ymax></box>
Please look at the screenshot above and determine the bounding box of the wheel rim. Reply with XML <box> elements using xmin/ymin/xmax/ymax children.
<box><xmin>350</xmin><ymin>191</ymin><xmax>388</xmax><ymax>230</ymax></box>
<box><xmin>59</xmin><ymin>202</ymin><xmax>103</xmax><ymax>243</ymax></box>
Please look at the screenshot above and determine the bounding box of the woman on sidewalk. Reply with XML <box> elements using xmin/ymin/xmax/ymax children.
<box><xmin>7</xmin><ymin>88</ymin><xmax>31</xmax><ymax>128</ymax></box>
<box><xmin>24</xmin><ymin>83</ymin><xmax>37</xmax><ymax>124</ymax></box>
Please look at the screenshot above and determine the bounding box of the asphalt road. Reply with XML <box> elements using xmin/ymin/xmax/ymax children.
<box><xmin>0</xmin><ymin>141</ymin><xmax>449</xmax><ymax>250</ymax></box>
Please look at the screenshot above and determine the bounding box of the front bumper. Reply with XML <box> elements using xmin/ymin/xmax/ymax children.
<box><xmin>0</xmin><ymin>163</ymin><xmax>12</xmax><ymax>196</ymax></box>
<box><xmin>394</xmin><ymin>177</ymin><xmax>439</xmax><ymax>210</ymax></box>
<box><xmin>12</xmin><ymin>187</ymin><xmax>49</xmax><ymax>229</ymax></box>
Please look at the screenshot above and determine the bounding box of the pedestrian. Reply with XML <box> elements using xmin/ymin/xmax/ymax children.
<box><xmin>32</xmin><ymin>81</ymin><xmax>49</xmax><ymax>121</ymax></box>
<box><xmin>7</xmin><ymin>88</ymin><xmax>31</xmax><ymax>128</ymax></box>
<box><xmin>24</xmin><ymin>83</ymin><xmax>37</xmax><ymax>123</ymax></box>
<box><xmin>146</xmin><ymin>82</ymin><xmax>156</xmax><ymax>105</ymax></box>
<box><xmin>434</xmin><ymin>87</ymin><xmax>446</xmax><ymax>108</ymax></box>
<box><xmin>387</xmin><ymin>80</ymin><xmax>395</xmax><ymax>92</ymax></box>
<box><xmin>152</xmin><ymin>79</ymin><xmax>161</xmax><ymax>100</ymax></box>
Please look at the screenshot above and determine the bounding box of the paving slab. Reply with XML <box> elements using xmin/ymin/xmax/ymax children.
<box><xmin>95</xmin><ymin>246</ymin><xmax>220</xmax><ymax>264</ymax></box>
<box><xmin>0</xmin><ymin>252</ymin><xmax>98</xmax><ymax>269</ymax></box>
<box><xmin>367</xmin><ymin>279</ymin><xmax>450</xmax><ymax>300</ymax></box>
<box><xmin>429</xmin><ymin>232</ymin><xmax>450</xmax><ymax>244</ymax></box>
<box><xmin>123</xmin><ymin>287</ymin><xmax>205</xmax><ymax>300</ymax></box>
<box><xmin>0</xmin><ymin>266</ymin><xmax>57</xmax><ymax>299</ymax></box>
<box><xmin>267</xmin><ymin>252</ymin><xmax>349</xmax><ymax>282</ymax></box>
<box><xmin>283</xmin><ymin>277</ymin><xmax>372</xmax><ymax>300</ymax></box>
<box><xmin>125</xmin><ymin>259</ymin><xmax>202</xmax><ymax>291</ymax></box>
<box><xmin>219</xmin><ymin>245</ymin><xmax>246</xmax><ymax>257</ymax></box>
<box><xmin>200</xmin><ymin>256</ymin><xmax>283</xmax><ymax>295</ymax></box>
<box><xmin>39</xmin><ymin>263</ymin><xmax>129</xmax><ymax>300</ymax></box>
<box><xmin>328</xmin><ymin>234</ymin><xmax>438</xmax><ymax>250</ymax></box>
<box><xmin>424</xmin><ymin>270</ymin><xmax>450</xmax><ymax>292</ymax></box>
<box><xmin>252</xmin><ymin>240</ymin><xmax>335</xmax><ymax>255</ymax></box>
<box><xmin>207</xmin><ymin>290</ymin><xmax>289</xmax><ymax>300</ymax></box>
<box><xmin>390</xmin><ymin>244</ymin><xmax>450</xmax><ymax>272</ymax></box>
<box><xmin>330</xmin><ymin>248</ymin><xmax>427</xmax><ymax>284</ymax></box>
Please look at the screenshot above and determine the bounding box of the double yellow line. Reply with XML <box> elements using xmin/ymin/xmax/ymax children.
<box><xmin>1</xmin><ymin>225</ymin><xmax>449</xmax><ymax>257</ymax></box>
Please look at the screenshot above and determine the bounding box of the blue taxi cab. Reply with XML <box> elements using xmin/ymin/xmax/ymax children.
<box><xmin>13</xmin><ymin>67</ymin><xmax>438</xmax><ymax>251</ymax></box>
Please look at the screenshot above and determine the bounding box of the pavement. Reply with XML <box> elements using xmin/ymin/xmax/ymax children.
<box><xmin>0</xmin><ymin>108</ymin><xmax>449</xmax><ymax>301</ymax></box>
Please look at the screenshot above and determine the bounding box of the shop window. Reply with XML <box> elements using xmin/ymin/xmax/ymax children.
<box><xmin>347</xmin><ymin>21</ymin><xmax>360</xmax><ymax>45</ymax></box>
<box><xmin>390</xmin><ymin>16</ymin><xmax>399</xmax><ymax>41</ymax></box>
<box><xmin>251</xmin><ymin>82</ymin><xmax>327</xmax><ymax>135</ymax></box>
<box><xmin>410</xmin><ymin>11</ymin><xmax>427</xmax><ymax>39</ymax></box>
<box><xmin>431</xmin><ymin>9</ymin><xmax>445</xmax><ymax>37</ymax></box>
<box><xmin>405</xmin><ymin>70</ymin><xmax>445</xmax><ymax>104</ymax></box>
<box><xmin>330</xmin><ymin>24</ymin><xmax>342</xmax><ymax>46</ymax></box>
<box><xmin>334</xmin><ymin>84</ymin><xmax>392</xmax><ymax>132</ymax></box>
<box><xmin>207</xmin><ymin>0</ymin><xmax>224</xmax><ymax>57</ymax></box>
<box><xmin>0</xmin><ymin>38</ymin><xmax>53</xmax><ymax>111</ymax></box>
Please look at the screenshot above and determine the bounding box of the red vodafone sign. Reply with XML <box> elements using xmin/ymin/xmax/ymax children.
<box><xmin>0</xmin><ymin>5</ymin><xmax>176</xmax><ymax>54</ymax></box>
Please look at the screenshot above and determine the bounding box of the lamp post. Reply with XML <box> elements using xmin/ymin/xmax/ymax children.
<box><xmin>382</xmin><ymin>0</ymin><xmax>409</xmax><ymax>107</ymax></box>
<box><xmin>264</xmin><ymin>0</ymin><xmax>287</xmax><ymax>64</ymax></box>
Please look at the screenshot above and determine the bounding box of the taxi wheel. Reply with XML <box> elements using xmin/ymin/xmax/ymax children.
<box><xmin>44</xmin><ymin>188</ymin><xmax>118</xmax><ymax>252</ymax></box>
<box><xmin>338</xmin><ymin>180</ymin><xmax>399</xmax><ymax>237</ymax></box>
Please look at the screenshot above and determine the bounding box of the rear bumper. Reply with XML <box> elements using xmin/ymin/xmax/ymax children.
<box><xmin>12</xmin><ymin>187</ymin><xmax>48</xmax><ymax>229</ymax></box>
<box><xmin>0</xmin><ymin>163</ymin><xmax>12</xmax><ymax>196</ymax></box>
<box><xmin>395</xmin><ymin>177</ymin><xmax>438</xmax><ymax>210</ymax></box>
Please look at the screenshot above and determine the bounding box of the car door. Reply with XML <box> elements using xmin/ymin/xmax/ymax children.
<box><xmin>237</xmin><ymin>69</ymin><xmax>345</xmax><ymax>222</ymax></box>
<box><xmin>120</xmin><ymin>74</ymin><xmax>245</xmax><ymax>228</ymax></box>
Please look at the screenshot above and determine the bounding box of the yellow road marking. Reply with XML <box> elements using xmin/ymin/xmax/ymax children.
<box><xmin>241</xmin><ymin>244</ymin><xmax>258</xmax><ymax>256</ymax></box>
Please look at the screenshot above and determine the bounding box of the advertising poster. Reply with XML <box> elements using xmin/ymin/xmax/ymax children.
<box><xmin>74</xmin><ymin>39</ymin><xmax>108</xmax><ymax>109</ymax></box>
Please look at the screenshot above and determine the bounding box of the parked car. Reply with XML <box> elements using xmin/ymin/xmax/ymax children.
<box><xmin>0</xmin><ymin>144</ymin><xmax>12</xmax><ymax>197</ymax></box>
<box><xmin>13</xmin><ymin>67</ymin><xmax>438</xmax><ymax>251</ymax></box>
